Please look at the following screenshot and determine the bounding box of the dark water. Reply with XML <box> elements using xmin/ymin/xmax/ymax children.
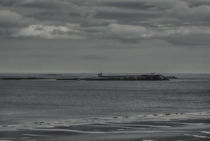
<box><xmin>0</xmin><ymin>73</ymin><xmax>210</xmax><ymax>141</ymax></box>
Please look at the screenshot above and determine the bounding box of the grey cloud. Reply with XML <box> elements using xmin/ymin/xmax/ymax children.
<box><xmin>17</xmin><ymin>0</ymin><xmax>72</xmax><ymax>9</ymax></box>
<box><xmin>0</xmin><ymin>0</ymin><xmax>94</xmax><ymax>22</ymax></box>
<box><xmin>186</xmin><ymin>0</ymin><xmax>210</xmax><ymax>7</ymax></box>
<box><xmin>0</xmin><ymin>9</ymin><xmax>35</xmax><ymax>37</ymax></box>
<box><xmin>167</xmin><ymin>34</ymin><xmax>210</xmax><ymax>46</ymax></box>
<box><xmin>95</xmin><ymin>10</ymin><xmax>158</xmax><ymax>23</ymax></box>
<box><xmin>0</xmin><ymin>10</ymin><xmax>33</xmax><ymax>27</ymax></box>
<box><xmin>13</xmin><ymin>24</ymin><xmax>85</xmax><ymax>39</ymax></box>
<box><xmin>0</xmin><ymin>0</ymin><xmax>17</xmax><ymax>6</ymax></box>
<box><xmin>101</xmin><ymin>23</ymin><xmax>210</xmax><ymax>46</ymax></box>
<box><xmin>98</xmin><ymin>0</ymin><xmax>210</xmax><ymax>24</ymax></box>
<box><xmin>163</xmin><ymin>1</ymin><xmax>210</xmax><ymax>20</ymax></box>
<box><xmin>0</xmin><ymin>0</ymin><xmax>210</xmax><ymax>46</ymax></box>
<box><xmin>0</xmin><ymin>0</ymin><xmax>77</xmax><ymax>9</ymax></box>
<box><xmin>104</xmin><ymin>1</ymin><xmax>155</xmax><ymax>10</ymax></box>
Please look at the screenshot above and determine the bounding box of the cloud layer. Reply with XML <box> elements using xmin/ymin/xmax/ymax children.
<box><xmin>13</xmin><ymin>24</ymin><xmax>85</xmax><ymax>39</ymax></box>
<box><xmin>1</xmin><ymin>0</ymin><xmax>210</xmax><ymax>46</ymax></box>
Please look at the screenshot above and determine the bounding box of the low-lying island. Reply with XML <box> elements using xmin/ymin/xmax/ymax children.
<box><xmin>57</xmin><ymin>73</ymin><xmax>177</xmax><ymax>81</ymax></box>
<box><xmin>0</xmin><ymin>73</ymin><xmax>177</xmax><ymax>81</ymax></box>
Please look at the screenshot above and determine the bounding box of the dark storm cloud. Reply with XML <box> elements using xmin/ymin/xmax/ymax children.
<box><xmin>0</xmin><ymin>0</ymin><xmax>210</xmax><ymax>46</ymax></box>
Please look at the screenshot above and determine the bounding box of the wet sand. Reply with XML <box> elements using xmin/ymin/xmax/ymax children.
<box><xmin>1</xmin><ymin>113</ymin><xmax>210</xmax><ymax>141</ymax></box>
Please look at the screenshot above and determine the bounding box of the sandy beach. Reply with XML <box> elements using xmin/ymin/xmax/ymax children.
<box><xmin>1</xmin><ymin>112</ymin><xmax>210</xmax><ymax>141</ymax></box>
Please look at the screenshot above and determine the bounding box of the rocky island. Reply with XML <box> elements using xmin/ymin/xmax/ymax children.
<box><xmin>57</xmin><ymin>73</ymin><xmax>177</xmax><ymax>81</ymax></box>
<box><xmin>0</xmin><ymin>73</ymin><xmax>177</xmax><ymax>81</ymax></box>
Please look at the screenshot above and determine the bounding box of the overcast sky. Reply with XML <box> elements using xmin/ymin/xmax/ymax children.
<box><xmin>0</xmin><ymin>0</ymin><xmax>210</xmax><ymax>73</ymax></box>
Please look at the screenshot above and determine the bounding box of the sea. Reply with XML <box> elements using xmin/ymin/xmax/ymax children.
<box><xmin>0</xmin><ymin>73</ymin><xmax>210</xmax><ymax>141</ymax></box>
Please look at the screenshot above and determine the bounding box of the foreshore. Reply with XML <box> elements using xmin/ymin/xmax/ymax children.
<box><xmin>1</xmin><ymin>112</ymin><xmax>210</xmax><ymax>141</ymax></box>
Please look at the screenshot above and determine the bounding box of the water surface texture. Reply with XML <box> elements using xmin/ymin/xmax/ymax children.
<box><xmin>0</xmin><ymin>74</ymin><xmax>210</xmax><ymax>141</ymax></box>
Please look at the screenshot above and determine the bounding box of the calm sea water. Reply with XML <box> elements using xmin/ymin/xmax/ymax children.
<box><xmin>0</xmin><ymin>73</ymin><xmax>210</xmax><ymax>140</ymax></box>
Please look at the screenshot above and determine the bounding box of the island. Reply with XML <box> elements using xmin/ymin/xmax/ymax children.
<box><xmin>0</xmin><ymin>73</ymin><xmax>177</xmax><ymax>81</ymax></box>
<box><xmin>57</xmin><ymin>73</ymin><xmax>177</xmax><ymax>81</ymax></box>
